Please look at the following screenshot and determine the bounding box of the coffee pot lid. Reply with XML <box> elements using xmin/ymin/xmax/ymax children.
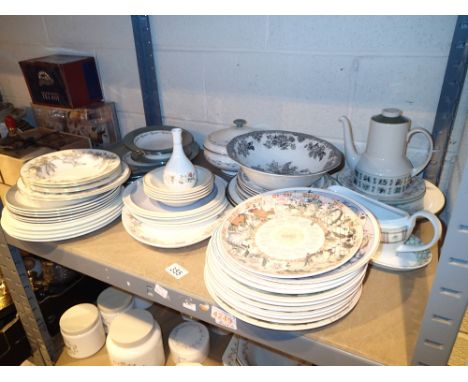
<box><xmin>372</xmin><ymin>108</ymin><xmax>410</xmax><ymax>124</ymax></box>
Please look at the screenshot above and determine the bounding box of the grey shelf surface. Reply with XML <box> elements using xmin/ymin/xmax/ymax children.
<box><xmin>4</xmin><ymin>219</ymin><xmax>439</xmax><ymax>366</ymax></box>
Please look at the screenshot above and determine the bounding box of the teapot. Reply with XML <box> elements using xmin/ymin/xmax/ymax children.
<box><xmin>339</xmin><ymin>108</ymin><xmax>433</xmax><ymax>197</ymax></box>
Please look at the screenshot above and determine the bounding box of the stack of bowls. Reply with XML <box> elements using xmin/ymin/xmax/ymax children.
<box><xmin>122</xmin><ymin>166</ymin><xmax>231</xmax><ymax>248</ymax></box>
<box><xmin>142</xmin><ymin>165</ymin><xmax>214</xmax><ymax>207</ymax></box>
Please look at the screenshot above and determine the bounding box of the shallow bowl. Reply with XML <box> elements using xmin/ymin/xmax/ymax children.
<box><xmin>124</xmin><ymin>125</ymin><xmax>193</xmax><ymax>157</ymax></box>
<box><xmin>226</xmin><ymin>130</ymin><xmax>342</xmax><ymax>190</ymax></box>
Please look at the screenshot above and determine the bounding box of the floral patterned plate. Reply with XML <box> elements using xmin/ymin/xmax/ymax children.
<box><xmin>16</xmin><ymin>163</ymin><xmax>130</xmax><ymax>201</ymax></box>
<box><xmin>219</xmin><ymin>190</ymin><xmax>364</xmax><ymax>278</ymax></box>
<box><xmin>20</xmin><ymin>149</ymin><xmax>121</xmax><ymax>187</ymax></box>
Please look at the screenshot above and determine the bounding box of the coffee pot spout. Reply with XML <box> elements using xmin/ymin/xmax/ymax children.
<box><xmin>339</xmin><ymin>116</ymin><xmax>360</xmax><ymax>171</ymax></box>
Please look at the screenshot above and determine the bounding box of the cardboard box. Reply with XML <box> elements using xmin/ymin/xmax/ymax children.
<box><xmin>0</xmin><ymin>128</ymin><xmax>91</xmax><ymax>186</ymax></box>
<box><xmin>19</xmin><ymin>55</ymin><xmax>103</xmax><ymax>108</ymax></box>
<box><xmin>0</xmin><ymin>183</ymin><xmax>11</xmax><ymax>207</ymax></box>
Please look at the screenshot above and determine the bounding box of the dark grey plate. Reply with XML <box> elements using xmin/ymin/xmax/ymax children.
<box><xmin>122</xmin><ymin>141</ymin><xmax>200</xmax><ymax>176</ymax></box>
<box><xmin>123</xmin><ymin>125</ymin><xmax>193</xmax><ymax>156</ymax></box>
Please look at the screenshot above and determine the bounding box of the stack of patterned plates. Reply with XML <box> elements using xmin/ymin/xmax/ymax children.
<box><xmin>226</xmin><ymin>169</ymin><xmax>338</xmax><ymax>206</ymax></box>
<box><xmin>204</xmin><ymin>188</ymin><xmax>380</xmax><ymax>330</ymax></box>
<box><xmin>1</xmin><ymin>149</ymin><xmax>130</xmax><ymax>242</ymax></box>
<box><xmin>143</xmin><ymin>166</ymin><xmax>214</xmax><ymax>207</ymax></box>
<box><xmin>122</xmin><ymin>170</ymin><xmax>231</xmax><ymax>248</ymax></box>
<box><xmin>336</xmin><ymin>169</ymin><xmax>435</xmax><ymax>214</ymax></box>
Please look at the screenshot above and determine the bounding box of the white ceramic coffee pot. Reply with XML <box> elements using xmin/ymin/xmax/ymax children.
<box><xmin>339</xmin><ymin>108</ymin><xmax>433</xmax><ymax>197</ymax></box>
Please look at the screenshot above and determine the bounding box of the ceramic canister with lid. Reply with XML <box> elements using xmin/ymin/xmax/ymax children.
<box><xmin>168</xmin><ymin>321</ymin><xmax>210</xmax><ymax>364</ymax></box>
<box><xmin>59</xmin><ymin>303</ymin><xmax>106</xmax><ymax>359</ymax></box>
<box><xmin>106</xmin><ymin>308</ymin><xmax>165</xmax><ymax>366</ymax></box>
<box><xmin>97</xmin><ymin>287</ymin><xmax>134</xmax><ymax>333</ymax></box>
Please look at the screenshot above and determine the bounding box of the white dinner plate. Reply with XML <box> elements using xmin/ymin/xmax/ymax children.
<box><xmin>123</xmin><ymin>176</ymin><xmax>227</xmax><ymax>220</ymax></box>
<box><xmin>1</xmin><ymin>202</ymin><xmax>122</xmax><ymax>242</ymax></box>
<box><xmin>204</xmin><ymin>267</ymin><xmax>363</xmax><ymax>331</ymax></box>
<box><xmin>121</xmin><ymin>205</ymin><xmax>231</xmax><ymax>248</ymax></box>
<box><xmin>206</xmin><ymin>249</ymin><xmax>366</xmax><ymax>307</ymax></box>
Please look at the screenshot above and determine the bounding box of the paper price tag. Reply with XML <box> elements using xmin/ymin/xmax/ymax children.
<box><xmin>165</xmin><ymin>263</ymin><xmax>189</xmax><ymax>280</ymax></box>
<box><xmin>154</xmin><ymin>284</ymin><xmax>168</xmax><ymax>299</ymax></box>
<box><xmin>211</xmin><ymin>306</ymin><xmax>237</xmax><ymax>330</ymax></box>
<box><xmin>182</xmin><ymin>300</ymin><xmax>197</xmax><ymax>312</ymax></box>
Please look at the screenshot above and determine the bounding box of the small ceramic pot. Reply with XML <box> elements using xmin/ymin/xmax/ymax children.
<box><xmin>97</xmin><ymin>287</ymin><xmax>134</xmax><ymax>333</ymax></box>
<box><xmin>168</xmin><ymin>321</ymin><xmax>210</xmax><ymax>364</ymax></box>
<box><xmin>59</xmin><ymin>303</ymin><xmax>106</xmax><ymax>359</ymax></box>
<box><xmin>106</xmin><ymin>309</ymin><xmax>165</xmax><ymax>366</ymax></box>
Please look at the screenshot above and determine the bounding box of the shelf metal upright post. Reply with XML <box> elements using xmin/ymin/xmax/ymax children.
<box><xmin>412</xmin><ymin>154</ymin><xmax>468</xmax><ymax>365</ymax></box>
<box><xmin>0</xmin><ymin>228</ymin><xmax>61</xmax><ymax>365</ymax></box>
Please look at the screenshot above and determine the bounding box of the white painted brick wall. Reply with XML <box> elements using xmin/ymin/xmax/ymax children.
<box><xmin>266</xmin><ymin>16</ymin><xmax>455</xmax><ymax>55</ymax></box>
<box><xmin>0</xmin><ymin>15</ymin><xmax>466</xmax><ymax>364</ymax></box>
<box><xmin>0</xmin><ymin>15</ymin><xmax>144</xmax><ymax>131</ymax></box>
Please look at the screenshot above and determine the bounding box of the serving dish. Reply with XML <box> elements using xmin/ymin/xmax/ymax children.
<box><xmin>226</xmin><ymin>130</ymin><xmax>342</xmax><ymax>189</ymax></box>
<box><xmin>123</xmin><ymin>126</ymin><xmax>193</xmax><ymax>157</ymax></box>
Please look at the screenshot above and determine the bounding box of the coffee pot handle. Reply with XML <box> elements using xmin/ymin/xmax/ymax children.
<box><xmin>396</xmin><ymin>210</ymin><xmax>442</xmax><ymax>252</ymax></box>
<box><xmin>407</xmin><ymin>128</ymin><xmax>434</xmax><ymax>176</ymax></box>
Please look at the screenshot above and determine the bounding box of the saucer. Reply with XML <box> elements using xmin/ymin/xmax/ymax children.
<box><xmin>393</xmin><ymin>180</ymin><xmax>445</xmax><ymax>215</ymax></box>
<box><xmin>337</xmin><ymin>170</ymin><xmax>426</xmax><ymax>204</ymax></box>
<box><xmin>371</xmin><ymin>235</ymin><xmax>432</xmax><ymax>271</ymax></box>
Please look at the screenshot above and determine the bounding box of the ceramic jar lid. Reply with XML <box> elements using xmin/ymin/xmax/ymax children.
<box><xmin>168</xmin><ymin>321</ymin><xmax>210</xmax><ymax>358</ymax></box>
<box><xmin>204</xmin><ymin>119</ymin><xmax>255</xmax><ymax>155</ymax></box>
<box><xmin>108</xmin><ymin>309</ymin><xmax>157</xmax><ymax>348</ymax></box>
<box><xmin>97</xmin><ymin>287</ymin><xmax>133</xmax><ymax>313</ymax></box>
<box><xmin>59</xmin><ymin>303</ymin><xmax>100</xmax><ymax>336</ymax></box>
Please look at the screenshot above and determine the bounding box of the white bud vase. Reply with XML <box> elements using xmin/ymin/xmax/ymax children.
<box><xmin>163</xmin><ymin>128</ymin><xmax>197</xmax><ymax>190</ymax></box>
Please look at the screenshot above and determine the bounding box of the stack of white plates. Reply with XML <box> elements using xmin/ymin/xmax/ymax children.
<box><xmin>205</xmin><ymin>188</ymin><xmax>380</xmax><ymax>331</ymax></box>
<box><xmin>226</xmin><ymin>169</ymin><xmax>338</xmax><ymax>206</ymax></box>
<box><xmin>1</xmin><ymin>149</ymin><xmax>130</xmax><ymax>242</ymax></box>
<box><xmin>122</xmin><ymin>175</ymin><xmax>231</xmax><ymax>248</ymax></box>
<box><xmin>143</xmin><ymin>166</ymin><xmax>214</xmax><ymax>207</ymax></box>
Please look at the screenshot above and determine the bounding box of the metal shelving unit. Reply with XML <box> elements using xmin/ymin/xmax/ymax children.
<box><xmin>0</xmin><ymin>202</ymin><xmax>445</xmax><ymax>365</ymax></box>
<box><xmin>0</xmin><ymin>16</ymin><xmax>467</xmax><ymax>366</ymax></box>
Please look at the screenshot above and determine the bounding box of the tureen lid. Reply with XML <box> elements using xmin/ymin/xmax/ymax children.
<box><xmin>204</xmin><ymin>119</ymin><xmax>255</xmax><ymax>155</ymax></box>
